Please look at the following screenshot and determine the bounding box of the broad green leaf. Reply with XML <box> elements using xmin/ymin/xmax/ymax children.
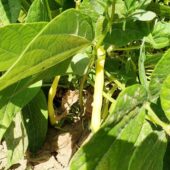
<box><xmin>0</xmin><ymin>23</ymin><xmax>47</xmax><ymax>71</ymax></box>
<box><xmin>105</xmin><ymin>21</ymin><xmax>152</xmax><ymax>46</ymax></box>
<box><xmin>0</xmin><ymin>80</ymin><xmax>42</xmax><ymax>141</ymax></box>
<box><xmin>26</xmin><ymin>0</ymin><xmax>51</xmax><ymax>22</ymax></box>
<box><xmin>129</xmin><ymin>131</ymin><xmax>167</xmax><ymax>170</ymax></box>
<box><xmin>22</xmin><ymin>90</ymin><xmax>48</xmax><ymax>153</ymax></box>
<box><xmin>149</xmin><ymin>49</ymin><xmax>170</xmax><ymax>101</ymax></box>
<box><xmin>4</xmin><ymin>112</ymin><xmax>28</xmax><ymax>169</ymax></box>
<box><xmin>70</xmin><ymin>107</ymin><xmax>145</xmax><ymax>170</ymax></box>
<box><xmin>146</xmin><ymin>22</ymin><xmax>170</xmax><ymax>49</ymax></box>
<box><xmin>160</xmin><ymin>75</ymin><xmax>170</xmax><ymax>121</ymax></box>
<box><xmin>0</xmin><ymin>9</ymin><xmax>94</xmax><ymax>91</ymax></box>
<box><xmin>108</xmin><ymin>84</ymin><xmax>147</xmax><ymax>123</ymax></box>
<box><xmin>0</xmin><ymin>0</ymin><xmax>21</xmax><ymax>24</ymax></box>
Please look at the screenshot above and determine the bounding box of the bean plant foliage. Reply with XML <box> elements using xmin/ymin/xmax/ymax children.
<box><xmin>0</xmin><ymin>0</ymin><xmax>170</xmax><ymax>169</ymax></box>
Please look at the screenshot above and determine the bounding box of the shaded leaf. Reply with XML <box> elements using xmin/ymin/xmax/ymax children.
<box><xmin>0</xmin><ymin>0</ymin><xmax>21</xmax><ymax>24</ymax></box>
<box><xmin>0</xmin><ymin>80</ymin><xmax>42</xmax><ymax>141</ymax></box>
<box><xmin>4</xmin><ymin>112</ymin><xmax>28</xmax><ymax>169</ymax></box>
<box><xmin>160</xmin><ymin>75</ymin><xmax>170</xmax><ymax>121</ymax></box>
<box><xmin>70</xmin><ymin>107</ymin><xmax>145</xmax><ymax>170</ymax></box>
<box><xmin>105</xmin><ymin>21</ymin><xmax>152</xmax><ymax>46</ymax></box>
<box><xmin>129</xmin><ymin>131</ymin><xmax>167</xmax><ymax>170</ymax></box>
<box><xmin>147</xmin><ymin>2</ymin><xmax>170</xmax><ymax>19</ymax></box>
<box><xmin>0</xmin><ymin>23</ymin><xmax>47</xmax><ymax>71</ymax></box>
<box><xmin>71</xmin><ymin>53</ymin><xmax>90</xmax><ymax>75</ymax></box>
<box><xmin>22</xmin><ymin>90</ymin><xmax>48</xmax><ymax>152</ymax></box>
<box><xmin>26</xmin><ymin>0</ymin><xmax>51</xmax><ymax>22</ymax></box>
<box><xmin>0</xmin><ymin>9</ymin><xmax>94</xmax><ymax>90</ymax></box>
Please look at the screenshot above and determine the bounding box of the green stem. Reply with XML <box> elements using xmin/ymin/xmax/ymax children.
<box><xmin>79</xmin><ymin>57</ymin><xmax>95</xmax><ymax>114</ymax></box>
<box><xmin>105</xmin><ymin>71</ymin><xmax>125</xmax><ymax>90</ymax></box>
<box><xmin>102</xmin><ymin>85</ymin><xmax>117</xmax><ymax>119</ymax></box>
<box><xmin>79</xmin><ymin>74</ymin><xmax>87</xmax><ymax>113</ymax></box>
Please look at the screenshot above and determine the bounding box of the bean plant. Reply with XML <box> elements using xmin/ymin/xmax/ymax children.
<box><xmin>0</xmin><ymin>0</ymin><xmax>170</xmax><ymax>169</ymax></box>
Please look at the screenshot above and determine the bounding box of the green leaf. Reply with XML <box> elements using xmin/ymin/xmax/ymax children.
<box><xmin>70</xmin><ymin>107</ymin><xmax>145</xmax><ymax>170</ymax></box>
<box><xmin>160</xmin><ymin>75</ymin><xmax>170</xmax><ymax>121</ymax></box>
<box><xmin>124</xmin><ymin>0</ymin><xmax>151</xmax><ymax>12</ymax></box>
<box><xmin>0</xmin><ymin>9</ymin><xmax>94</xmax><ymax>91</ymax></box>
<box><xmin>146</xmin><ymin>22</ymin><xmax>170</xmax><ymax>49</ymax></box>
<box><xmin>22</xmin><ymin>90</ymin><xmax>48</xmax><ymax>153</ymax></box>
<box><xmin>108</xmin><ymin>84</ymin><xmax>147</xmax><ymax>122</ymax></box>
<box><xmin>149</xmin><ymin>49</ymin><xmax>170</xmax><ymax>101</ymax></box>
<box><xmin>145</xmin><ymin>53</ymin><xmax>162</xmax><ymax>68</ymax></box>
<box><xmin>26</xmin><ymin>0</ymin><xmax>51</xmax><ymax>22</ymax></box>
<box><xmin>4</xmin><ymin>112</ymin><xmax>28</xmax><ymax>169</ymax></box>
<box><xmin>129</xmin><ymin>131</ymin><xmax>167</xmax><ymax>170</ymax></box>
<box><xmin>0</xmin><ymin>23</ymin><xmax>47</xmax><ymax>71</ymax></box>
<box><xmin>105</xmin><ymin>21</ymin><xmax>152</xmax><ymax>46</ymax></box>
<box><xmin>0</xmin><ymin>0</ymin><xmax>21</xmax><ymax>24</ymax></box>
<box><xmin>132</xmin><ymin>10</ymin><xmax>156</xmax><ymax>21</ymax></box>
<box><xmin>71</xmin><ymin>52</ymin><xmax>90</xmax><ymax>75</ymax></box>
<box><xmin>80</xmin><ymin>0</ymin><xmax>108</xmax><ymax>21</ymax></box>
<box><xmin>0</xmin><ymin>80</ymin><xmax>42</xmax><ymax>141</ymax></box>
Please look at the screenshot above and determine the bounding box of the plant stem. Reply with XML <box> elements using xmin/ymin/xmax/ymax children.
<box><xmin>91</xmin><ymin>47</ymin><xmax>106</xmax><ymax>132</ymax></box>
<box><xmin>108</xmin><ymin>44</ymin><xmax>152</xmax><ymax>52</ymax></box>
<box><xmin>145</xmin><ymin>103</ymin><xmax>170</xmax><ymax>136</ymax></box>
<box><xmin>48</xmin><ymin>76</ymin><xmax>60</xmax><ymax>125</ymax></box>
<box><xmin>75</xmin><ymin>0</ymin><xmax>81</xmax><ymax>9</ymax></box>
<box><xmin>79</xmin><ymin>74</ymin><xmax>87</xmax><ymax>113</ymax></box>
<box><xmin>79</xmin><ymin>56</ymin><xmax>94</xmax><ymax>114</ymax></box>
<box><xmin>105</xmin><ymin>71</ymin><xmax>125</xmax><ymax>90</ymax></box>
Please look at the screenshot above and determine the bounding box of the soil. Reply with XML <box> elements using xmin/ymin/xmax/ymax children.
<box><xmin>0</xmin><ymin>120</ymin><xmax>90</xmax><ymax>170</ymax></box>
